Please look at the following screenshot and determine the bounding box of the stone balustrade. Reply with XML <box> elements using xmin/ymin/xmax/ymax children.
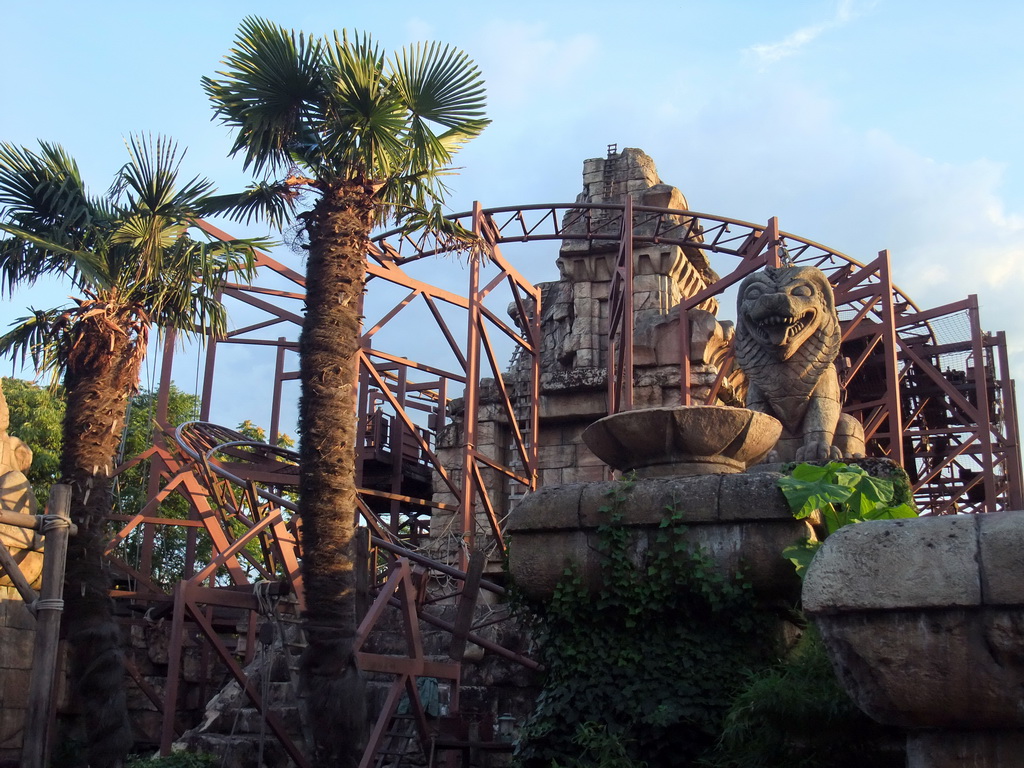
<box><xmin>804</xmin><ymin>511</ymin><xmax>1024</xmax><ymax>768</ymax></box>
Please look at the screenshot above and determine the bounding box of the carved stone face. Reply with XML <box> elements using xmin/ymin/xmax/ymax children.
<box><xmin>737</xmin><ymin>266</ymin><xmax>835</xmax><ymax>361</ymax></box>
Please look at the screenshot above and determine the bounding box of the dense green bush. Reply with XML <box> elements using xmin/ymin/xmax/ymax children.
<box><xmin>514</xmin><ymin>466</ymin><xmax>911</xmax><ymax>767</ymax></box>
<box><xmin>701</xmin><ymin>626</ymin><xmax>904</xmax><ymax>768</ymax></box>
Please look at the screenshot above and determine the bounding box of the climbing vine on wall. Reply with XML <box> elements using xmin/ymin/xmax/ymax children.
<box><xmin>513</xmin><ymin>478</ymin><xmax>773</xmax><ymax>768</ymax></box>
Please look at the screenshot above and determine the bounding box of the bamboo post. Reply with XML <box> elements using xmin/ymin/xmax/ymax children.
<box><xmin>21</xmin><ymin>484</ymin><xmax>73</xmax><ymax>768</ymax></box>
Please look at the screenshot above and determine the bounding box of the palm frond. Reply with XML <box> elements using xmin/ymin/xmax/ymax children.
<box><xmin>0</xmin><ymin>133</ymin><xmax>261</xmax><ymax>382</ymax></box>
<box><xmin>201</xmin><ymin>181</ymin><xmax>302</xmax><ymax>230</ymax></box>
<box><xmin>0</xmin><ymin>141</ymin><xmax>96</xmax><ymax>233</ymax></box>
<box><xmin>320</xmin><ymin>30</ymin><xmax>409</xmax><ymax>180</ymax></box>
<box><xmin>204</xmin><ymin>16</ymin><xmax>325</xmax><ymax>175</ymax></box>
<box><xmin>390</xmin><ymin>42</ymin><xmax>490</xmax><ymax>131</ymax></box>
<box><xmin>0</xmin><ymin>222</ymin><xmax>111</xmax><ymax>292</ymax></box>
<box><xmin>112</xmin><ymin>135</ymin><xmax>214</xmax><ymax>215</ymax></box>
<box><xmin>0</xmin><ymin>308</ymin><xmax>72</xmax><ymax>374</ymax></box>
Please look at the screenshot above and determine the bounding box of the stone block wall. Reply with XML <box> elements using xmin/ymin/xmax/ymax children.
<box><xmin>0</xmin><ymin>589</ymin><xmax>35</xmax><ymax>763</ymax></box>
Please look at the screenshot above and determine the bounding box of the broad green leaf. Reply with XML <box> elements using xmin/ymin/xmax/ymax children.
<box><xmin>777</xmin><ymin>473</ymin><xmax>854</xmax><ymax>518</ymax></box>
<box><xmin>832</xmin><ymin>463</ymin><xmax>868</xmax><ymax>486</ymax></box>
<box><xmin>782</xmin><ymin>540</ymin><xmax>821</xmax><ymax>579</ymax></box>
<box><xmin>865</xmin><ymin>501</ymin><xmax>918</xmax><ymax>520</ymax></box>
<box><xmin>846</xmin><ymin>474</ymin><xmax>895</xmax><ymax>517</ymax></box>
<box><xmin>788</xmin><ymin>462</ymin><xmax>839</xmax><ymax>483</ymax></box>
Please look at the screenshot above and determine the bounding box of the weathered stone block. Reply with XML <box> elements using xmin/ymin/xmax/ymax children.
<box><xmin>0</xmin><ymin>706</ymin><xmax>26</xmax><ymax>749</ymax></box>
<box><xmin>539</xmin><ymin>468</ymin><xmax>564</xmax><ymax>487</ymax></box>
<box><xmin>574</xmin><ymin>443</ymin><xmax>605</xmax><ymax>468</ymax></box>
<box><xmin>623</xmin><ymin>475</ymin><xmax>722</xmax><ymax>525</ymax></box>
<box><xmin>568</xmin><ymin>464</ymin><xmax>607</xmax><ymax>483</ymax></box>
<box><xmin>506</xmin><ymin>529</ymin><xmax>591</xmax><ymax>602</ymax></box>
<box><xmin>506</xmin><ymin>484</ymin><xmax>583</xmax><ymax>532</ymax></box>
<box><xmin>537</xmin><ymin>444</ymin><xmax>576</xmax><ymax>470</ymax></box>
<box><xmin>0</xmin><ymin>666</ymin><xmax>31</xmax><ymax>711</ymax></box>
<box><xmin>575</xmin><ymin>481</ymin><xmax>621</xmax><ymax>527</ymax></box>
<box><xmin>717</xmin><ymin>472</ymin><xmax>790</xmax><ymax>522</ymax></box>
<box><xmin>685</xmin><ymin>521</ymin><xmax>804</xmax><ymax>598</ymax></box>
<box><xmin>803</xmin><ymin>516</ymin><xmax>981</xmax><ymax>613</ymax></box>
<box><xmin>1</xmin><ymin>596</ymin><xmax>36</xmax><ymax>630</ymax></box>
<box><xmin>814</xmin><ymin>609</ymin><xmax>1024</xmax><ymax>729</ymax></box>
<box><xmin>0</xmin><ymin>625</ymin><xmax>34</xmax><ymax>670</ymax></box>
<box><xmin>509</xmin><ymin>474</ymin><xmax>805</xmax><ymax>602</ymax></box>
<box><xmin>978</xmin><ymin>510</ymin><xmax>1024</xmax><ymax>605</ymax></box>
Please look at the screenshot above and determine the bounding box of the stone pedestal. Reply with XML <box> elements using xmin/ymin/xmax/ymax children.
<box><xmin>507</xmin><ymin>470</ymin><xmax>808</xmax><ymax>603</ymax></box>
<box><xmin>803</xmin><ymin>511</ymin><xmax>1024</xmax><ymax>767</ymax></box>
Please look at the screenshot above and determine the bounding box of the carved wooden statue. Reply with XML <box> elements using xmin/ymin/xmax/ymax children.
<box><xmin>735</xmin><ymin>265</ymin><xmax>866</xmax><ymax>462</ymax></box>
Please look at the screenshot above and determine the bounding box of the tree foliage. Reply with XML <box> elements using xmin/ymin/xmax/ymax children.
<box><xmin>0</xmin><ymin>134</ymin><xmax>264</xmax><ymax>767</ymax></box>
<box><xmin>2</xmin><ymin>376</ymin><xmax>64</xmax><ymax>506</ymax></box>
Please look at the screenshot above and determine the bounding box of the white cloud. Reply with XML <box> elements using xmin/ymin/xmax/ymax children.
<box><xmin>746</xmin><ymin>0</ymin><xmax>869</xmax><ymax>67</ymax></box>
<box><xmin>627</xmin><ymin>78</ymin><xmax>1024</xmax><ymax>379</ymax></box>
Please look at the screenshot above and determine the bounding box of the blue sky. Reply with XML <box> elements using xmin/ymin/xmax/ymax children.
<box><xmin>2</xmin><ymin>0</ymin><xmax>1023</xmax><ymax>431</ymax></box>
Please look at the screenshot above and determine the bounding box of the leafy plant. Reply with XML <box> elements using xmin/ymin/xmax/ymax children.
<box><xmin>126</xmin><ymin>752</ymin><xmax>217</xmax><ymax>768</ymax></box>
<box><xmin>701</xmin><ymin>626</ymin><xmax>904</xmax><ymax>768</ymax></box>
<box><xmin>514</xmin><ymin>478</ymin><xmax>771</xmax><ymax>767</ymax></box>
<box><xmin>2</xmin><ymin>376</ymin><xmax>64</xmax><ymax>506</ymax></box>
<box><xmin>778</xmin><ymin>462</ymin><xmax>917</xmax><ymax>576</ymax></box>
<box><xmin>551</xmin><ymin>722</ymin><xmax>647</xmax><ymax>768</ymax></box>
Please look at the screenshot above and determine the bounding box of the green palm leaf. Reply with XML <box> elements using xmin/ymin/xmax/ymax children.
<box><xmin>203</xmin><ymin>16</ymin><xmax>324</xmax><ymax>175</ymax></box>
<box><xmin>391</xmin><ymin>42</ymin><xmax>489</xmax><ymax>129</ymax></box>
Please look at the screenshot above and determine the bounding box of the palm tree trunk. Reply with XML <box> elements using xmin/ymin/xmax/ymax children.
<box><xmin>298</xmin><ymin>183</ymin><xmax>374</xmax><ymax>767</ymax></box>
<box><xmin>61</xmin><ymin>329</ymin><xmax>140</xmax><ymax>767</ymax></box>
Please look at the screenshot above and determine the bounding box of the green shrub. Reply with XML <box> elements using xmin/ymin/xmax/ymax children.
<box><xmin>701</xmin><ymin>627</ymin><xmax>904</xmax><ymax>768</ymax></box>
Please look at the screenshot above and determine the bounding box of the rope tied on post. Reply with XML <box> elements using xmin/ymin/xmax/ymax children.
<box><xmin>28</xmin><ymin>597</ymin><xmax>65</xmax><ymax>616</ymax></box>
<box><xmin>41</xmin><ymin>514</ymin><xmax>73</xmax><ymax>534</ymax></box>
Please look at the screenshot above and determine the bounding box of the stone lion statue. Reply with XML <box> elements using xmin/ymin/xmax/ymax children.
<box><xmin>735</xmin><ymin>265</ymin><xmax>865</xmax><ymax>463</ymax></box>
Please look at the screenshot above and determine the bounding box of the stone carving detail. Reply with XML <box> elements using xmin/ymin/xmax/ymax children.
<box><xmin>0</xmin><ymin>384</ymin><xmax>42</xmax><ymax>587</ymax></box>
<box><xmin>735</xmin><ymin>265</ymin><xmax>865</xmax><ymax>462</ymax></box>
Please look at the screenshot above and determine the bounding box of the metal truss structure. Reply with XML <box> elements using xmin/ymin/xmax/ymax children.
<box><xmin>84</xmin><ymin>200</ymin><xmax>1021</xmax><ymax>762</ymax></box>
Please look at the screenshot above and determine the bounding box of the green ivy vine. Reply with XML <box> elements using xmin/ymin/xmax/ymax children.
<box><xmin>513</xmin><ymin>477</ymin><xmax>773</xmax><ymax>768</ymax></box>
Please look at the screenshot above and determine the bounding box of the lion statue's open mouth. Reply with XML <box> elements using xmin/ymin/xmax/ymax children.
<box><xmin>749</xmin><ymin>308</ymin><xmax>818</xmax><ymax>349</ymax></box>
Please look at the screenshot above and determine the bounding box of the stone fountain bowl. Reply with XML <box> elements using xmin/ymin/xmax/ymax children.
<box><xmin>581</xmin><ymin>405</ymin><xmax>782</xmax><ymax>477</ymax></box>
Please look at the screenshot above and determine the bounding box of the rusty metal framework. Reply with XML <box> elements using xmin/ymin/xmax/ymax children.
<box><xmin>63</xmin><ymin>200</ymin><xmax>1021</xmax><ymax>762</ymax></box>
<box><xmin>382</xmin><ymin>202</ymin><xmax>1020</xmax><ymax>514</ymax></box>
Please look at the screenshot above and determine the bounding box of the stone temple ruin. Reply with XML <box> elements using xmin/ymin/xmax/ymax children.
<box><xmin>1</xmin><ymin>148</ymin><xmax>1023</xmax><ymax>767</ymax></box>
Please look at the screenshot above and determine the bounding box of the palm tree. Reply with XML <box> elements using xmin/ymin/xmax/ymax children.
<box><xmin>204</xmin><ymin>17</ymin><xmax>489</xmax><ymax>766</ymax></box>
<box><xmin>0</xmin><ymin>136</ymin><xmax>262</xmax><ymax>767</ymax></box>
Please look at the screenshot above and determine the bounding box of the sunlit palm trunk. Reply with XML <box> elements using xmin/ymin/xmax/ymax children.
<box><xmin>298</xmin><ymin>184</ymin><xmax>374</xmax><ymax>766</ymax></box>
<box><xmin>61</xmin><ymin>326</ymin><xmax>141</xmax><ymax>767</ymax></box>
